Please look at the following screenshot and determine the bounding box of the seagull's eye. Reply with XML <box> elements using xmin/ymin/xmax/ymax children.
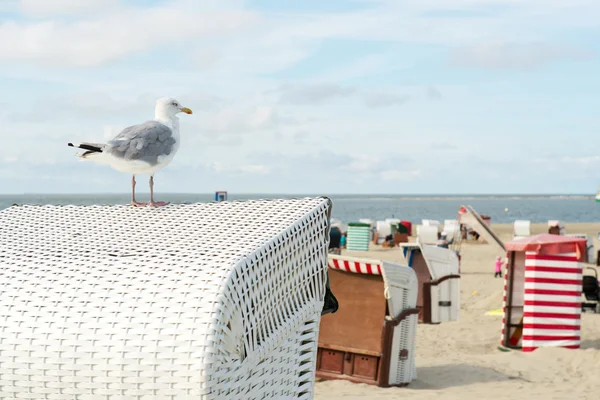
<box><xmin>172</xmin><ymin>102</ymin><xmax>177</xmax><ymax>106</ymax></box>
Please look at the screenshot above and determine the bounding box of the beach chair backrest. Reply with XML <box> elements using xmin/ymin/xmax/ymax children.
<box><xmin>420</xmin><ymin>244</ymin><xmax>459</xmax><ymax>280</ymax></box>
<box><xmin>417</xmin><ymin>225</ymin><xmax>438</xmax><ymax>245</ymax></box>
<box><xmin>443</xmin><ymin>219</ymin><xmax>460</xmax><ymax>240</ymax></box>
<box><xmin>381</xmin><ymin>261</ymin><xmax>419</xmax><ymax>384</ymax></box>
<box><xmin>514</xmin><ymin>220</ymin><xmax>531</xmax><ymax>237</ymax></box>
<box><xmin>376</xmin><ymin>220</ymin><xmax>392</xmax><ymax>238</ymax></box>
<box><xmin>420</xmin><ymin>245</ymin><xmax>461</xmax><ymax>323</ymax></box>
<box><xmin>565</xmin><ymin>233</ymin><xmax>595</xmax><ymax>263</ymax></box>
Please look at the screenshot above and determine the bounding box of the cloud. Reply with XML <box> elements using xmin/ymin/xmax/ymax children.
<box><xmin>201</xmin><ymin>105</ymin><xmax>298</xmax><ymax>134</ymax></box>
<box><xmin>262</xmin><ymin>0</ymin><xmax>595</xmax><ymax>49</ymax></box>
<box><xmin>189</xmin><ymin>35</ymin><xmax>315</xmax><ymax>76</ymax></box>
<box><xmin>8</xmin><ymin>93</ymin><xmax>152</xmax><ymax>123</ymax></box>
<box><xmin>338</xmin><ymin>155</ymin><xmax>421</xmax><ymax>182</ymax></box>
<box><xmin>363</xmin><ymin>92</ymin><xmax>410</xmax><ymax>108</ymax></box>
<box><xmin>380</xmin><ymin>169</ymin><xmax>421</xmax><ymax>181</ymax></box>
<box><xmin>291</xmin><ymin>130</ymin><xmax>311</xmax><ymax>144</ymax></box>
<box><xmin>427</xmin><ymin>86</ymin><xmax>442</xmax><ymax>99</ymax></box>
<box><xmin>450</xmin><ymin>42</ymin><xmax>594</xmax><ymax>69</ymax></box>
<box><xmin>531</xmin><ymin>155</ymin><xmax>600</xmax><ymax>173</ymax></box>
<box><xmin>19</xmin><ymin>0</ymin><xmax>119</xmax><ymax>16</ymax></box>
<box><xmin>273</xmin><ymin>83</ymin><xmax>410</xmax><ymax>109</ymax></box>
<box><xmin>249</xmin><ymin>150</ymin><xmax>416</xmax><ymax>179</ymax></box>
<box><xmin>8</xmin><ymin>91</ymin><xmax>222</xmax><ymax>125</ymax></box>
<box><xmin>0</xmin><ymin>2</ymin><xmax>259</xmax><ymax>67</ymax></box>
<box><xmin>2</xmin><ymin>156</ymin><xmax>19</xmax><ymax>164</ymax></box>
<box><xmin>430</xmin><ymin>141</ymin><xmax>457</xmax><ymax>150</ymax></box>
<box><xmin>207</xmin><ymin>162</ymin><xmax>271</xmax><ymax>176</ymax></box>
<box><xmin>3</xmin><ymin>0</ymin><xmax>599</xmax><ymax>72</ymax></box>
<box><xmin>239</xmin><ymin>164</ymin><xmax>271</xmax><ymax>174</ymax></box>
<box><xmin>562</xmin><ymin>155</ymin><xmax>600</xmax><ymax>164</ymax></box>
<box><xmin>343</xmin><ymin>154</ymin><xmax>377</xmax><ymax>173</ymax></box>
<box><xmin>191</xmin><ymin>49</ymin><xmax>221</xmax><ymax>71</ymax></box>
<box><xmin>275</xmin><ymin>84</ymin><xmax>356</xmax><ymax>105</ymax></box>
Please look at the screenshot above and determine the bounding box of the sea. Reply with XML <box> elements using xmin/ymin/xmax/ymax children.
<box><xmin>1</xmin><ymin>194</ymin><xmax>599</xmax><ymax>224</ymax></box>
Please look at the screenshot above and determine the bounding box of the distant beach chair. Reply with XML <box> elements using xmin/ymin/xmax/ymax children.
<box><xmin>359</xmin><ymin>218</ymin><xmax>376</xmax><ymax>240</ymax></box>
<box><xmin>513</xmin><ymin>220</ymin><xmax>531</xmax><ymax>239</ymax></box>
<box><xmin>317</xmin><ymin>254</ymin><xmax>419</xmax><ymax>387</ymax></box>
<box><xmin>0</xmin><ymin>198</ymin><xmax>334</xmax><ymax>399</ymax></box>
<box><xmin>400</xmin><ymin>220</ymin><xmax>413</xmax><ymax>236</ymax></box>
<box><xmin>400</xmin><ymin>243</ymin><xmax>461</xmax><ymax>324</ymax></box>
<box><xmin>443</xmin><ymin>219</ymin><xmax>460</xmax><ymax>242</ymax></box>
<box><xmin>214</xmin><ymin>190</ymin><xmax>227</xmax><ymax>201</ymax></box>
<box><xmin>501</xmin><ymin>234</ymin><xmax>586</xmax><ymax>352</ymax></box>
<box><xmin>346</xmin><ymin>222</ymin><xmax>371</xmax><ymax>251</ymax></box>
<box><xmin>416</xmin><ymin>225</ymin><xmax>439</xmax><ymax>245</ymax></box>
<box><xmin>375</xmin><ymin>220</ymin><xmax>392</xmax><ymax>244</ymax></box>
<box><xmin>458</xmin><ymin>206</ymin><xmax>505</xmax><ymax>253</ymax></box>
<box><xmin>394</xmin><ymin>222</ymin><xmax>410</xmax><ymax>245</ymax></box>
<box><xmin>421</xmin><ymin>219</ymin><xmax>441</xmax><ymax>231</ymax></box>
<box><xmin>548</xmin><ymin>220</ymin><xmax>566</xmax><ymax>235</ymax></box>
<box><xmin>386</xmin><ymin>218</ymin><xmax>401</xmax><ymax>235</ymax></box>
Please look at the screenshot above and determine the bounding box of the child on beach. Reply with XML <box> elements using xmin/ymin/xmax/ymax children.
<box><xmin>494</xmin><ymin>256</ymin><xmax>503</xmax><ymax>278</ymax></box>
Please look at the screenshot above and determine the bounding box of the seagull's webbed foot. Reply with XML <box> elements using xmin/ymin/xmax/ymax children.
<box><xmin>148</xmin><ymin>201</ymin><xmax>169</xmax><ymax>207</ymax></box>
<box><xmin>131</xmin><ymin>201</ymin><xmax>148</xmax><ymax>207</ymax></box>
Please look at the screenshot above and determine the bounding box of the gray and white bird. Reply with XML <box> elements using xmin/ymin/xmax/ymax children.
<box><xmin>68</xmin><ymin>97</ymin><xmax>193</xmax><ymax>207</ymax></box>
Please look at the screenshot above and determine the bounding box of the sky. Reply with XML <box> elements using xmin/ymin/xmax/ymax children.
<box><xmin>0</xmin><ymin>0</ymin><xmax>599</xmax><ymax>195</ymax></box>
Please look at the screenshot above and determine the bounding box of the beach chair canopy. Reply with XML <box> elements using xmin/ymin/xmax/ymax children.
<box><xmin>505</xmin><ymin>234</ymin><xmax>587</xmax><ymax>261</ymax></box>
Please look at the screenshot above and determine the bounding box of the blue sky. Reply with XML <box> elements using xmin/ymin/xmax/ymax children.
<box><xmin>0</xmin><ymin>0</ymin><xmax>599</xmax><ymax>194</ymax></box>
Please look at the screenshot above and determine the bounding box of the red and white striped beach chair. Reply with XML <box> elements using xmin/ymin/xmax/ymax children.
<box><xmin>501</xmin><ymin>234</ymin><xmax>586</xmax><ymax>352</ymax></box>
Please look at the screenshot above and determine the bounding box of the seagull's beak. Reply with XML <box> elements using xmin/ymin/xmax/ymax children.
<box><xmin>180</xmin><ymin>107</ymin><xmax>193</xmax><ymax>115</ymax></box>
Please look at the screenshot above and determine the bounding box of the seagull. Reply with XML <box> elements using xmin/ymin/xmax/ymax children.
<box><xmin>68</xmin><ymin>97</ymin><xmax>192</xmax><ymax>207</ymax></box>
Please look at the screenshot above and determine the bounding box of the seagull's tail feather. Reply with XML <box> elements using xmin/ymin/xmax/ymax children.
<box><xmin>68</xmin><ymin>142</ymin><xmax>106</xmax><ymax>160</ymax></box>
<box><xmin>68</xmin><ymin>142</ymin><xmax>112</xmax><ymax>165</ymax></box>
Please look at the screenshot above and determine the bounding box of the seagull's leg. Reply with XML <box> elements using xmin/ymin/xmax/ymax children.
<box><xmin>131</xmin><ymin>175</ymin><xmax>147</xmax><ymax>207</ymax></box>
<box><xmin>148</xmin><ymin>175</ymin><xmax>169</xmax><ymax>207</ymax></box>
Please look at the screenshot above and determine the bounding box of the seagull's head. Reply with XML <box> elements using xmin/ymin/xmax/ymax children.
<box><xmin>155</xmin><ymin>97</ymin><xmax>193</xmax><ymax>119</ymax></box>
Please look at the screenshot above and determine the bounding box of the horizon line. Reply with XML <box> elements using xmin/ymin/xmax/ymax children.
<box><xmin>0</xmin><ymin>192</ymin><xmax>595</xmax><ymax>197</ymax></box>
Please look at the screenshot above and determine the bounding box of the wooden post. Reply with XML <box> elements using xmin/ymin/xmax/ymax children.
<box><xmin>503</xmin><ymin>251</ymin><xmax>516</xmax><ymax>347</ymax></box>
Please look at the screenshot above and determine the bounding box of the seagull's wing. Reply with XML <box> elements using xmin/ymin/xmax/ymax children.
<box><xmin>106</xmin><ymin>121</ymin><xmax>175</xmax><ymax>165</ymax></box>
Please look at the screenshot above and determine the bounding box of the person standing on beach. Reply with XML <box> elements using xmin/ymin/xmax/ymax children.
<box><xmin>494</xmin><ymin>256</ymin><xmax>503</xmax><ymax>278</ymax></box>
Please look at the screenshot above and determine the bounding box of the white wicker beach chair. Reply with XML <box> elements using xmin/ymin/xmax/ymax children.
<box><xmin>0</xmin><ymin>198</ymin><xmax>332</xmax><ymax>400</ymax></box>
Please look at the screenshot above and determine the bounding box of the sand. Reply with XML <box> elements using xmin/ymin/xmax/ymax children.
<box><xmin>314</xmin><ymin>223</ymin><xmax>600</xmax><ymax>400</ymax></box>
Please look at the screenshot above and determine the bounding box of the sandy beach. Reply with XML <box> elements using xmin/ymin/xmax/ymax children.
<box><xmin>315</xmin><ymin>223</ymin><xmax>600</xmax><ymax>400</ymax></box>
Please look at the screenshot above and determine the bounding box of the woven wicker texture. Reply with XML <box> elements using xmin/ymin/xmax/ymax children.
<box><xmin>0</xmin><ymin>198</ymin><xmax>332</xmax><ymax>400</ymax></box>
